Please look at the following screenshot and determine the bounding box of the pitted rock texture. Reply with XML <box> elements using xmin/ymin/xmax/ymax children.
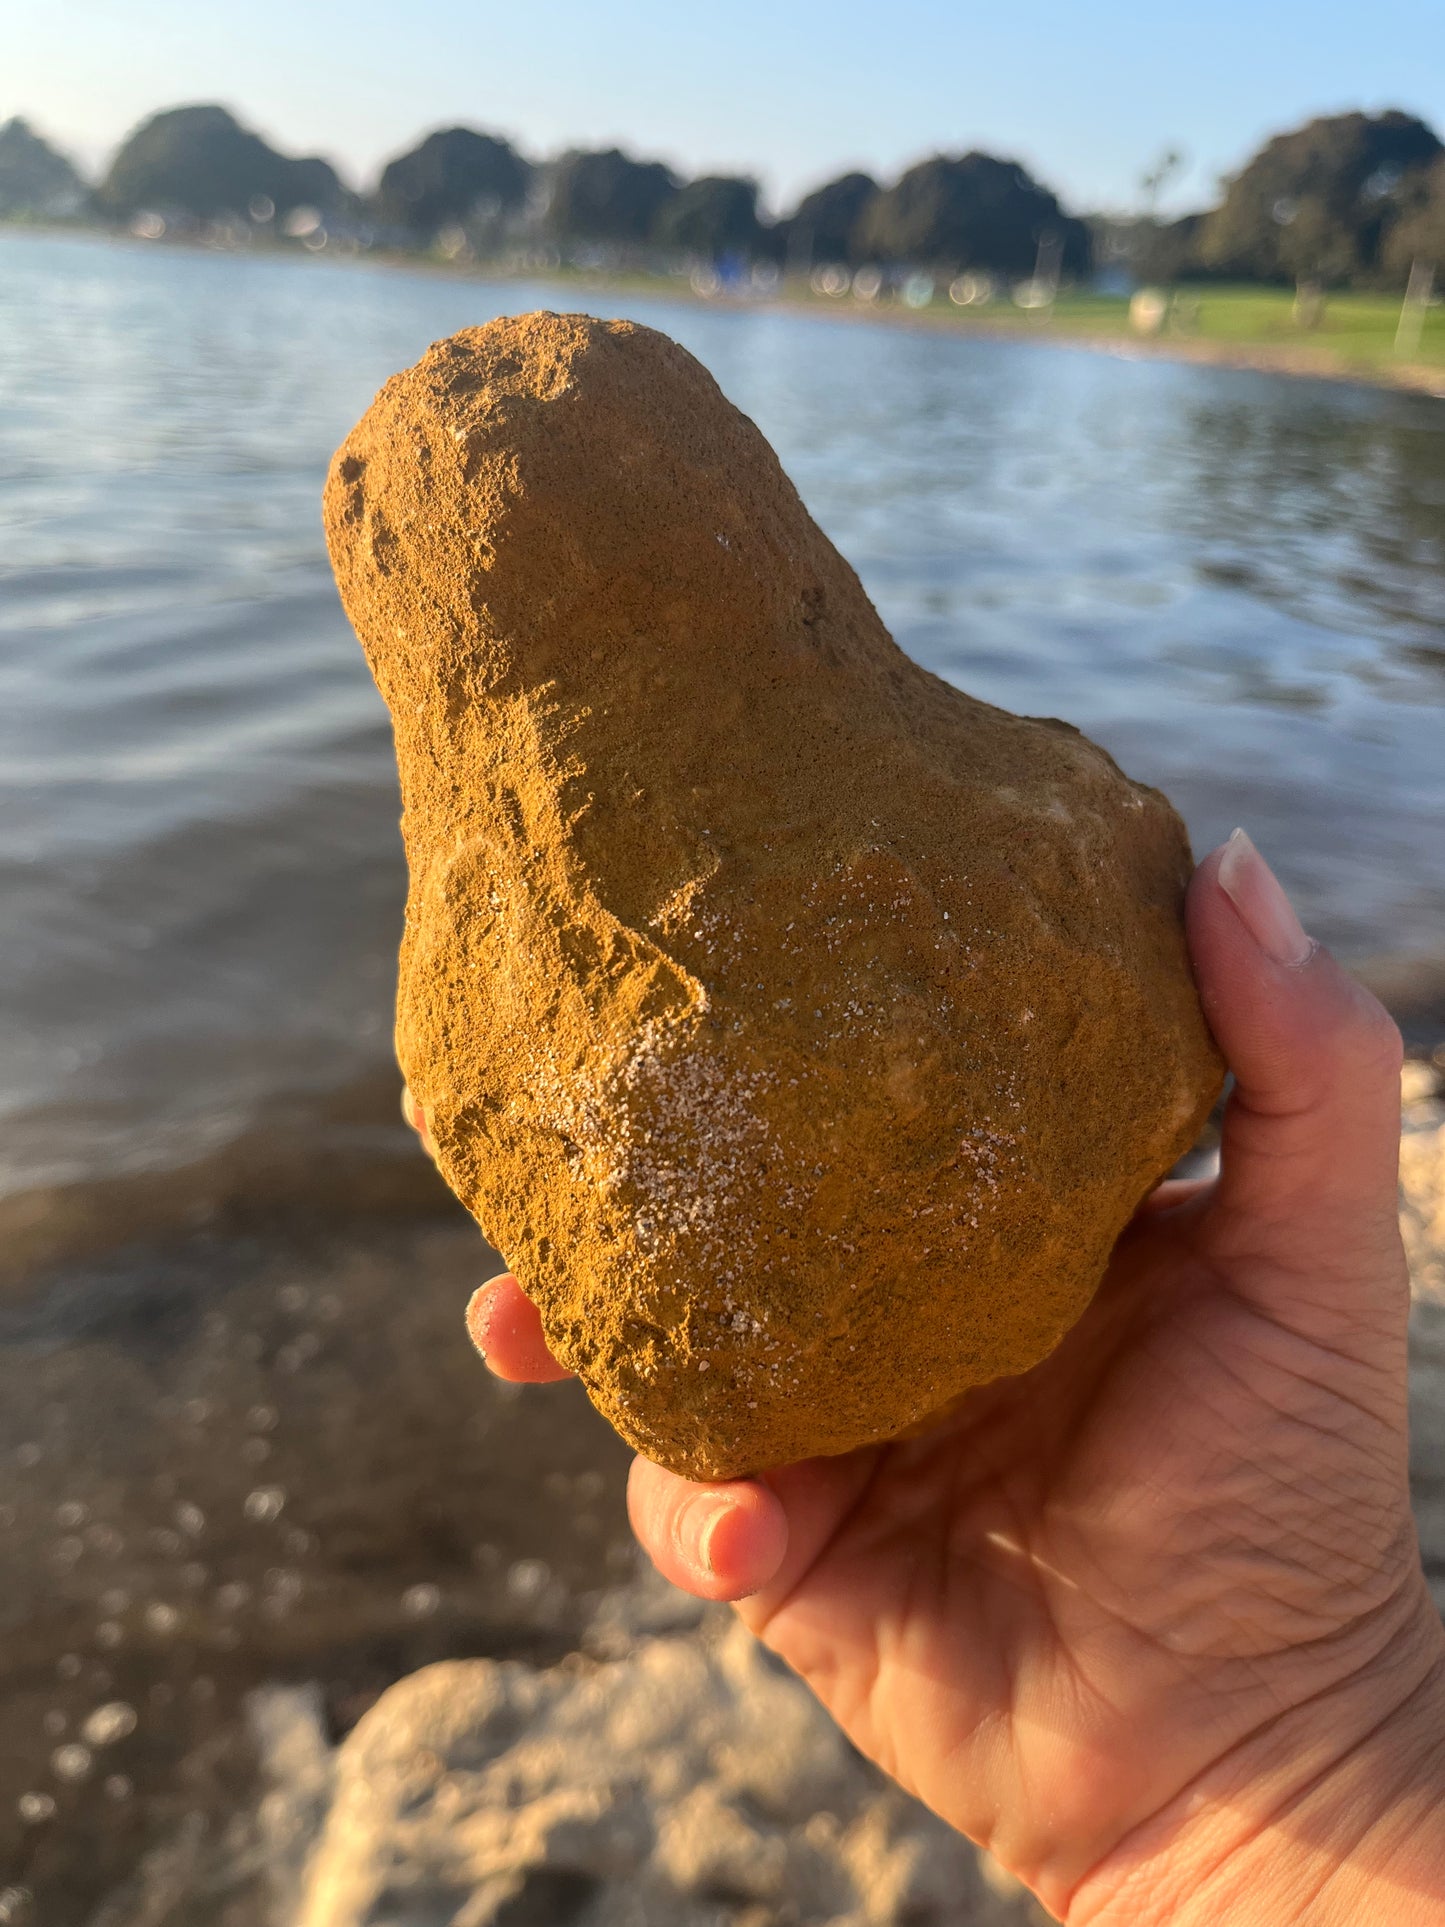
<box><xmin>269</xmin><ymin>1592</ymin><xmax>1048</xmax><ymax>1927</ymax></box>
<box><xmin>323</xmin><ymin>312</ymin><xmax>1223</xmax><ymax>1478</ymax></box>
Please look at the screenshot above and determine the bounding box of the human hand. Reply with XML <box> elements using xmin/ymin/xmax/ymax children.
<box><xmin>432</xmin><ymin>831</ymin><xmax>1445</xmax><ymax>1924</ymax></box>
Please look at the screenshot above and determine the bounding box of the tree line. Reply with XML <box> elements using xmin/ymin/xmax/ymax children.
<box><xmin>1141</xmin><ymin>111</ymin><xmax>1445</xmax><ymax>289</ymax></box>
<box><xmin>2</xmin><ymin>100</ymin><xmax>1443</xmax><ymax>288</ymax></box>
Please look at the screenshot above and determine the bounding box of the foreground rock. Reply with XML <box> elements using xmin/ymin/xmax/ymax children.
<box><xmin>261</xmin><ymin>1579</ymin><xmax>1045</xmax><ymax>1927</ymax></box>
<box><xmin>324</xmin><ymin>312</ymin><xmax>1222</xmax><ymax>1479</ymax></box>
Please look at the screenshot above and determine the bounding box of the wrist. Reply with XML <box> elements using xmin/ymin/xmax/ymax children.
<box><xmin>1068</xmin><ymin>1591</ymin><xmax>1445</xmax><ymax>1926</ymax></box>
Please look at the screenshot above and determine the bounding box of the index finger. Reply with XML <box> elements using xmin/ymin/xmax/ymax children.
<box><xmin>466</xmin><ymin>1273</ymin><xmax>576</xmax><ymax>1383</ymax></box>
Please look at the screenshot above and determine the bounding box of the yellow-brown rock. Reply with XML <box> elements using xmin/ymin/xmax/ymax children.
<box><xmin>323</xmin><ymin>312</ymin><xmax>1223</xmax><ymax>1479</ymax></box>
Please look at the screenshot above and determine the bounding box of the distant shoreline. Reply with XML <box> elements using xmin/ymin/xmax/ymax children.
<box><xmin>347</xmin><ymin>239</ymin><xmax>1445</xmax><ymax>401</ymax></box>
<box><xmin>762</xmin><ymin>289</ymin><xmax>1445</xmax><ymax>401</ymax></box>
<box><xmin>364</xmin><ymin>247</ymin><xmax>1445</xmax><ymax>402</ymax></box>
<box><xmin>8</xmin><ymin>222</ymin><xmax>1445</xmax><ymax>402</ymax></box>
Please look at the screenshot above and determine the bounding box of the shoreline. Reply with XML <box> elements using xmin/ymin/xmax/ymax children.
<box><xmin>766</xmin><ymin>290</ymin><xmax>1445</xmax><ymax>400</ymax></box>
<box><xmin>341</xmin><ymin>243</ymin><xmax>1445</xmax><ymax>402</ymax></box>
<box><xmin>10</xmin><ymin>222</ymin><xmax>1445</xmax><ymax>402</ymax></box>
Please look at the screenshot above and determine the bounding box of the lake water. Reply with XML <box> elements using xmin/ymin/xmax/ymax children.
<box><xmin>3</xmin><ymin>231</ymin><xmax>1445</xmax><ymax>1259</ymax></box>
<box><xmin>2</xmin><ymin>230</ymin><xmax>1445</xmax><ymax>1918</ymax></box>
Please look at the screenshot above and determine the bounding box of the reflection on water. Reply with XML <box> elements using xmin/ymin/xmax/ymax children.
<box><xmin>1178</xmin><ymin>392</ymin><xmax>1445</xmax><ymax>643</ymax></box>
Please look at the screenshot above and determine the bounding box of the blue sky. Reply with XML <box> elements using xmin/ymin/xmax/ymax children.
<box><xmin>9</xmin><ymin>0</ymin><xmax>1445</xmax><ymax>217</ymax></box>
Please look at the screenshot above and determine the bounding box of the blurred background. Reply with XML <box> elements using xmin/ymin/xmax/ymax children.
<box><xmin>3</xmin><ymin>3</ymin><xmax>1445</xmax><ymax>1921</ymax></box>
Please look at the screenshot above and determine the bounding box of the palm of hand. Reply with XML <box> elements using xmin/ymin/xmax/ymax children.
<box><xmin>734</xmin><ymin>1180</ymin><xmax>1417</xmax><ymax>1897</ymax></box>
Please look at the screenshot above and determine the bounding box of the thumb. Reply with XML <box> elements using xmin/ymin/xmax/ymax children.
<box><xmin>1186</xmin><ymin>829</ymin><xmax>1405</xmax><ymax>1312</ymax></box>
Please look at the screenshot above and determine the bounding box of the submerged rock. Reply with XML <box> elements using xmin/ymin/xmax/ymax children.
<box><xmin>323</xmin><ymin>312</ymin><xmax>1222</xmax><ymax>1478</ymax></box>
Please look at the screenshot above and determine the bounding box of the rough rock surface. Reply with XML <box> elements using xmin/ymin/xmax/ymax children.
<box><xmin>260</xmin><ymin>1573</ymin><xmax>1047</xmax><ymax>1927</ymax></box>
<box><xmin>323</xmin><ymin>311</ymin><xmax>1223</xmax><ymax>1478</ymax></box>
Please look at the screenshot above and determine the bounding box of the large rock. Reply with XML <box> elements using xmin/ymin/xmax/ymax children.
<box><xmin>265</xmin><ymin>1591</ymin><xmax>1046</xmax><ymax>1927</ymax></box>
<box><xmin>323</xmin><ymin>312</ymin><xmax>1222</xmax><ymax>1478</ymax></box>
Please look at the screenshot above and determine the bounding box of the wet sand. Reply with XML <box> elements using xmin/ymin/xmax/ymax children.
<box><xmin>0</xmin><ymin>1196</ymin><xmax>635</xmax><ymax>1920</ymax></box>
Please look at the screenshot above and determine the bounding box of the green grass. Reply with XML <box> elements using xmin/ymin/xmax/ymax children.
<box><xmin>362</xmin><ymin>248</ymin><xmax>1445</xmax><ymax>389</ymax></box>
<box><xmin>788</xmin><ymin>281</ymin><xmax>1445</xmax><ymax>379</ymax></box>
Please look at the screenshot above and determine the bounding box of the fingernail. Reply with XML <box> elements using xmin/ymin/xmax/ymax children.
<box><xmin>682</xmin><ymin>1495</ymin><xmax>733</xmax><ymax>1576</ymax></box>
<box><xmin>1217</xmin><ymin>828</ymin><xmax>1314</xmax><ymax>967</ymax></box>
<box><xmin>400</xmin><ymin>1085</ymin><xmax>432</xmax><ymax>1153</ymax></box>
